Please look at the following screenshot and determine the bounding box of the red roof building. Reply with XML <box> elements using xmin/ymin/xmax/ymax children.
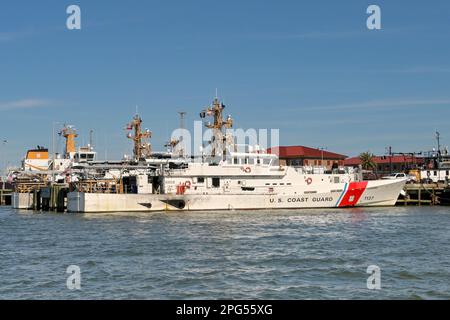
<box><xmin>267</xmin><ymin>146</ymin><xmax>347</xmax><ymax>169</ymax></box>
<box><xmin>344</xmin><ymin>155</ymin><xmax>424</xmax><ymax>173</ymax></box>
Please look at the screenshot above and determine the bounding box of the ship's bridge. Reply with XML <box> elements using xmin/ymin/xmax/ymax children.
<box><xmin>73</xmin><ymin>146</ymin><xmax>96</xmax><ymax>163</ymax></box>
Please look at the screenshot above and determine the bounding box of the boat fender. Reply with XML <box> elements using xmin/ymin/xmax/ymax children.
<box><xmin>306</xmin><ymin>177</ymin><xmax>313</xmax><ymax>185</ymax></box>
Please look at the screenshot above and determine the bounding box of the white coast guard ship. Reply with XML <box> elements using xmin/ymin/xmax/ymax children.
<box><xmin>11</xmin><ymin>125</ymin><xmax>97</xmax><ymax>209</ymax></box>
<box><xmin>67</xmin><ymin>98</ymin><xmax>406</xmax><ymax>212</ymax></box>
<box><xmin>19</xmin><ymin>125</ymin><xmax>96</xmax><ymax>175</ymax></box>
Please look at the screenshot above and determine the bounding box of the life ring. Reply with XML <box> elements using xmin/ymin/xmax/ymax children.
<box><xmin>244</xmin><ymin>167</ymin><xmax>251</xmax><ymax>173</ymax></box>
<box><xmin>306</xmin><ymin>177</ymin><xmax>312</xmax><ymax>185</ymax></box>
<box><xmin>184</xmin><ymin>181</ymin><xmax>192</xmax><ymax>188</ymax></box>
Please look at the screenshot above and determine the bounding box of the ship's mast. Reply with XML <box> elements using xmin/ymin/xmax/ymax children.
<box><xmin>165</xmin><ymin>111</ymin><xmax>187</xmax><ymax>157</ymax></box>
<box><xmin>126</xmin><ymin>114</ymin><xmax>152</xmax><ymax>160</ymax></box>
<box><xmin>436</xmin><ymin>131</ymin><xmax>441</xmax><ymax>162</ymax></box>
<box><xmin>89</xmin><ymin>129</ymin><xmax>94</xmax><ymax>150</ymax></box>
<box><xmin>59</xmin><ymin>125</ymin><xmax>78</xmax><ymax>158</ymax></box>
<box><xmin>200</xmin><ymin>98</ymin><xmax>233</xmax><ymax>159</ymax></box>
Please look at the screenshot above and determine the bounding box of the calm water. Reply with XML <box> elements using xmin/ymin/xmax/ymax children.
<box><xmin>0</xmin><ymin>206</ymin><xmax>449</xmax><ymax>299</ymax></box>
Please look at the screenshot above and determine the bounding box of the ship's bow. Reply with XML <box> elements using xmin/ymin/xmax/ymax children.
<box><xmin>357</xmin><ymin>179</ymin><xmax>407</xmax><ymax>207</ymax></box>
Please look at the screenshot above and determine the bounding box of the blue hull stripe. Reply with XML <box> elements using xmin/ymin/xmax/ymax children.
<box><xmin>335</xmin><ymin>182</ymin><xmax>348</xmax><ymax>207</ymax></box>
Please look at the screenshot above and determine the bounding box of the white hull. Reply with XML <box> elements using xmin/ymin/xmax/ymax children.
<box><xmin>67</xmin><ymin>179</ymin><xmax>405</xmax><ymax>213</ymax></box>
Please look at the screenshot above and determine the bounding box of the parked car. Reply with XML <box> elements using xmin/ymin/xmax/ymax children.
<box><xmin>382</xmin><ymin>173</ymin><xmax>416</xmax><ymax>183</ymax></box>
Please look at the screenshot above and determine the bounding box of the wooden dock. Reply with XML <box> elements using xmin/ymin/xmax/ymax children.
<box><xmin>0</xmin><ymin>189</ymin><xmax>12</xmax><ymax>206</ymax></box>
<box><xmin>8</xmin><ymin>181</ymin><xmax>69</xmax><ymax>212</ymax></box>
<box><xmin>397</xmin><ymin>183</ymin><xmax>448</xmax><ymax>206</ymax></box>
<box><xmin>38</xmin><ymin>184</ymin><xmax>69</xmax><ymax>212</ymax></box>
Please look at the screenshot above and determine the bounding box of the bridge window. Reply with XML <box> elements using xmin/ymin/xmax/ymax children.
<box><xmin>212</xmin><ymin>177</ymin><xmax>220</xmax><ymax>188</ymax></box>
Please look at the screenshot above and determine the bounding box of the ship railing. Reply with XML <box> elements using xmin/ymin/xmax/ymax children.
<box><xmin>70</xmin><ymin>179</ymin><xmax>122</xmax><ymax>194</ymax></box>
<box><xmin>14</xmin><ymin>182</ymin><xmax>48</xmax><ymax>193</ymax></box>
<box><xmin>293</xmin><ymin>166</ymin><xmax>357</xmax><ymax>175</ymax></box>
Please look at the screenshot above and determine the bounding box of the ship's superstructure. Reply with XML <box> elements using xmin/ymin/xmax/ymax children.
<box><xmin>420</xmin><ymin>131</ymin><xmax>450</xmax><ymax>183</ymax></box>
<box><xmin>22</xmin><ymin>146</ymin><xmax>50</xmax><ymax>172</ymax></box>
<box><xmin>21</xmin><ymin>126</ymin><xmax>96</xmax><ymax>175</ymax></box>
<box><xmin>10</xmin><ymin>124</ymin><xmax>98</xmax><ymax>209</ymax></box>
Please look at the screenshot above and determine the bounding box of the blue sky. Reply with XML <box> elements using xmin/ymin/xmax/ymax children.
<box><xmin>1</xmin><ymin>0</ymin><xmax>450</xmax><ymax>169</ymax></box>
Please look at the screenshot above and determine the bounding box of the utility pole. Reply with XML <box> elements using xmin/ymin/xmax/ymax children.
<box><xmin>0</xmin><ymin>140</ymin><xmax>7</xmax><ymax>185</ymax></box>
<box><xmin>436</xmin><ymin>131</ymin><xmax>442</xmax><ymax>181</ymax></box>
<box><xmin>52</xmin><ymin>121</ymin><xmax>62</xmax><ymax>183</ymax></box>
<box><xmin>317</xmin><ymin>147</ymin><xmax>327</xmax><ymax>166</ymax></box>
<box><xmin>436</xmin><ymin>131</ymin><xmax>441</xmax><ymax>162</ymax></box>
<box><xmin>387</xmin><ymin>146</ymin><xmax>393</xmax><ymax>174</ymax></box>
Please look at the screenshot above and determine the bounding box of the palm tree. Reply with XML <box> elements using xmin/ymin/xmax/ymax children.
<box><xmin>359</xmin><ymin>152</ymin><xmax>377</xmax><ymax>171</ymax></box>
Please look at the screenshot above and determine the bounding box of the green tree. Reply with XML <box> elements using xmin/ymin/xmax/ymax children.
<box><xmin>359</xmin><ymin>152</ymin><xmax>377</xmax><ymax>171</ymax></box>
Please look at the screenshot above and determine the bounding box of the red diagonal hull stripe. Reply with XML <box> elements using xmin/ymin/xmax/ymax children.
<box><xmin>338</xmin><ymin>181</ymin><xmax>368</xmax><ymax>207</ymax></box>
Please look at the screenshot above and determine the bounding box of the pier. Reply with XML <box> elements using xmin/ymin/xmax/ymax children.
<box><xmin>38</xmin><ymin>184</ymin><xmax>69</xmax><ymax>212</ymax></box>
<box><xmin>397</xmin><ymin>183</ymin><xmax>449</xmax><ymax>206</ymax></box>
<box><xmin>0</xmin><ymin>182</ymin><xmax>12</xmax><ymax>206</ymax></box>
<box><xmin>0</xmin><ymin>189</ymin><xmax>12</xmax><ymax>206</ymax></box>
<box><xmin>12</xmin><ymin>182</ymin><xmax>69</xmax><ymax>212</ymax></box>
